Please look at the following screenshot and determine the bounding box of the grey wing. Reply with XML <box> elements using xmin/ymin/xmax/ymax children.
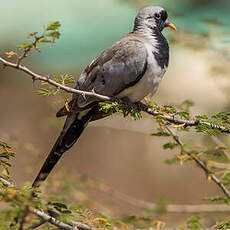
<box><xmin>76</xmin><ymin>38</ymin><xmax>148</xmax><ymax>108</ymax></box>
<box><xmin>56</xmin><ymin>38</ymin><xmax>148</xmax><ymax>117</ymax></box>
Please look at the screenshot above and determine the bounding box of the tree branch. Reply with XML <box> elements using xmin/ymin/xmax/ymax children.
<box><xmin>2</xmin><ymin>55</ymin><xmax>230</xmax><ymax>201</ymax></box>
<box><xmin>16</xmin><ymin>35</ymin><xmax>44</xmax><ymax>67</ymax></box>
<box><xmin>32</xmin><ymin>209</ymin><xmax>79</xmax><ymax>230</ymax></box>
<box><xmin>0</xmin><ymin>57</ymin><xmax>111</xmax><ymax>101</ymax></box>
<box><xmin>211</xmin><ymin>136</ymin><xmax>230</xmax><ymax>159</ymax></box>
<box><xmin>0</xmin><ymin>175</ymin><xmax>228</xmax><ymax>230</ymax></box>
<box><xmin>0</xmin><ymin>177</ymin><xmax>81</xmax><ymax>230</ymax></box>
<box><xmin>2</xmin><ymin>56</ymin><xmax>229</xmax><ymax>134</ymax></box>
<box><xmin>138</xmin><ymin>102</ymin><xmax>230</xmax><ymax>134</ymax></box>
<box><xmin>165</xmin><ymin>126</ymin><xmax>230</xmax><ymax>200</ymax></box>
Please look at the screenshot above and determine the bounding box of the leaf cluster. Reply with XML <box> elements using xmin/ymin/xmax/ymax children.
<box><xmin>0</xmin><ymin>140</ymin><xmax>15</xmax><ymax>179</ymax></box>
<box><xmin>122</xmin><ymin>215</ymin><xmax>153</xmax><ymax>228</ymax></box>
<box><xmin>216</xmin><ymin>220</ymin><xmax>230</xmax><ymax>230</ymax></box>
<box><xmin>37</xmin><ymin>74</ymin><xmax>75</xmax><ymax>97</ymax></box>
<box><xmin>204</xmin><ymin>196</ymin><xmax>230</xmax><ymax>204</ymax></box>
<box><xmin>195</xmin><ymin>112</ymin><xmax>230</xmax><ymax>136</ymax></box>
<box><xmin>186</xmin><ymin>216</ymin><xmax>205</xmax><ymax>230</ymax></box>
<box><xmin>17</xmin><ymin>21</ymin><xmax>61</xmax><ymax>51</ymax></box>
<box><xmin>221</xmin><ymin>172</ymin><xmax>230</xmax><ymax>186</ymax></box>
<box><xmin>99</xmin><ymin>98</ymin><xmax>142</xmax><ymax>120</ymax></box>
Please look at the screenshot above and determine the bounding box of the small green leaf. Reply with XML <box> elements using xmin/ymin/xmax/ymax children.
<box><xmin>165</xmin><ymin>156</ymin><xmax>180</xmax><ymax>165</ymax></box>
<box><xmin>181</xmin><ymin>99</ymin><xmax>195</xmax><ymax>108</ymax></box>
<box><xmin>52</xmin><ymin>74</ymin><xmax>75</xmax><ymax>85</ymax></box>
<box><xmin>177</xmin><ymin>111</ymin><xmax>189</xmax><ymax>119</ymax></box>
<box><xmin>204</xmin><ymin>196</ymin><xmax>230</xmax><ymax>204</ymax></box>
<box><xmin>0</xmin><ymin>141</ymin><xmax>11</xmax><ymax>149</ymax></box>
<box><xmin>46</xmin><ymin>21</ymin><xmax>61</xmax><ymax>31</ymax></box>
<box><xmin>46</xmin><ymin>31</ymin><xmax>61</xmax><ymax>39</ymax></box>
<box><xmin>17</xmin><ymin>43</ymin><xmax>33</xmax><ymax>50</ymax></box>
<box><xmin>216</xmin><ymin>221</ymin><xmax>230</xmax><ymax>230</ymax></box>
<box><xmin>195</xmin><ymin>114</ymin><xmax>209</xmax><ymax>120</ymax></box>
<box><xmin>186</xmin><ymin>216</ymin><xmax>205</xmax><ymax>230</ymax></box>
<box><xmin>154</xmin><ymin>196</ymin><xmax>169</xmax><ymax>215</ymax></box>
<box><xmin>27</xmin><ymin>32</ymin><xmax>38</xmax><ymax>38</ymax></box>
<box><xmin>161</xmin><ymin>104</ymin><xmax>177</xmax><ymax>114</ymax></box>
<box><xmin>212</xmin><ymin>112</ymin><xmax>230</xmax><ymax>123</ymax></box>
<box><xmin>221</xmin><ymin>172</ymin><xmax>230</xmax><ymax>185</ymax></box>
<box><xmin>163</xmin><ymin>142</ymin><xmax>178</xmax><ymax>150</ymax></box>
<box><xmin>38</xmin><ymin>38</ymin><xmax>52</xmax><ymax>43</ymax></box>
<box><xmin>0</xmin><ymin>153</ymin><xmax>10</xmax><ymax>159</ymax></box>
<box><xmin>151</xmin><ymin>131</ymin><xmax>170</xmax><ymax>137</ymax></box>
<box><xmin>195</xmin><ymin>123</ymin><xmax>221</xmax><ymax>135</ymax></box>
<box><xmin>37</xmin><ymin>88</ymin><xmax>54</xmax><ymax>96</ymax></box>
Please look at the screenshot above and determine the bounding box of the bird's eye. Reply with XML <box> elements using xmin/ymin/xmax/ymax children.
<box><xmin>154</xmin><ymin>13</ymin><xmax>161</xmax><ymax>20</ymax></box>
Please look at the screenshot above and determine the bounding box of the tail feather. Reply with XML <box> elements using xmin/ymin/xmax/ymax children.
<box><xmin>32</xmin><ymin>108</ymin><xmax>96</xmax><ymax>188</ymax></box>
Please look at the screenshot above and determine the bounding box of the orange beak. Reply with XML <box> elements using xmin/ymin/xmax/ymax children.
<box><xmin>165</xmin><ymin>20</ymin><xmax>177</xmax><ymax>31</ymax></box>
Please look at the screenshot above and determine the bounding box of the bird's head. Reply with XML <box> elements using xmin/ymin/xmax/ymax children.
<box><xmin>134</xmin><ymin>6</ymin><xmax>176</xmax><ymax>32</ymax></box>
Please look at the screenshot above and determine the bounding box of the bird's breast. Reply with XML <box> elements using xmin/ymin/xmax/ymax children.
<box><xmin>118</xmin><ymin>42</ymin><xmax>166</xmax><ymax>102</ymax></box>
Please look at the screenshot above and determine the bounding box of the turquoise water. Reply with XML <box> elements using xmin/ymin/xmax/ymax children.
<box><xmin>1</xmin><ymin>0</ymin><xmax>229</xmax><ymax>71</ymax></box>
<box><xmin>1</xmin><ymin>0</ymin><xmax>136</xmax><ymax>71</ymax></box>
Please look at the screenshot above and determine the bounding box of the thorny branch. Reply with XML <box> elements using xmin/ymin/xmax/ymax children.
<box><xmin>211</xmin><ymin>136</ymin><xmax>230</xmax><ymax>159</ymax></box>
<box><xmin>138</xmin><ymin>102</ymin><xmax>230</xmax><ymax>134</ymax></box>
<box><xmin>16</xmin><ymin>35</ymin><xmax>44</xmax><ymax>67</ymax></box>
<box><xmin>165</xmin><ymin>126</ymin><xmax>230</xmax><ymax>200</ymax></box>
<box><xmin>1</xmin><ymin>56</ymin><xmax>230</xmax><ymax>205</ymax></box>
<box><xmin>0</xmin><ymin>177</ymin><xmax>81</xmax><ymax>230</ymax></box>
<box><xmin>1</xmin><ymin>56</ymin><xmax>230</xmax><ymax>133</ymax></box>
<box><xmin>0</xmin><ymin>176</ymin><xmax>228</xmax><ymax>230</ymax></box>
<box><xmin>0</xmin><ymin>57</ymin><xmax>110</xmax><ymax>101</ymax></box>
<box><xmin>1</xmin><ymin>23</ymin><xmax>230</xmax><ymax>230</ymax></box>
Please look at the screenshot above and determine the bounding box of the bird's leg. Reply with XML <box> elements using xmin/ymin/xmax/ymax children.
<box><xmin>134</xmin><ymin>101</ymin><xmax>147</xmax><ymax>110</ymax></box>
<box><xmin>120</xmin><ymin>97</ymin><xmax>143</xmax><ymax>117</ymax></box>
<box><xmin>121</xmin><ymin>98</ymin><xmax>146</xmax><ymax>112</ymax></box>
<box><xmin>121</xmin><ymin>97</ymin><xmax>135</xmax><ymax>109</ymax></box>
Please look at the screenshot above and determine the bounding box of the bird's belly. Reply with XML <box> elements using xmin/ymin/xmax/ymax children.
<box><xmin>118</xmin><ymin>63</ymin><xmax>166</xmax><ymax>102</ymax></box>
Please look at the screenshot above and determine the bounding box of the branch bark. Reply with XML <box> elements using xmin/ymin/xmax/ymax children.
<box><xmin>0</xmin><ymin>176</ymin><xmax>227</xmax><ymax>230</ymax></box>
<box><xmin>1</xmin><ymin>56</ymin><xmax>230</xmax><ymax>134</ymax></box>
<box><xmin>139</xmin><ymin>102</ymin><xmax>230</xmax><ymax>134</ymax></box>
<box><xmin>0</xmin><ymin>57</ymin><xmax>110</xmax><ymax>101</ymax></box>
<box><xmin>165</xmin><ymin>126</ymin><xmax>230</xmax><ymax>200</ymax></box>
<box><xmin>0</xmin><ymin>177</ymin><xmax>81</xmax><ymax>230</ymax></box>
<box><xmin>1</xmin><ymin>56</ymin><xmax>230</xmax><ymax>199</ymax></box>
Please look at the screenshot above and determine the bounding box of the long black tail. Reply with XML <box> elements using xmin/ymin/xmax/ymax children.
<box><xmin>32</xmin><ymin>108</ymin><xmax>96</xmax><ymax>188</ymax></box>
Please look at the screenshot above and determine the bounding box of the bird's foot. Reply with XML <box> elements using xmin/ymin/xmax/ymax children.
<box><xmin>121</xmin><ymin>98</ymin><xmax>146</xmax><ymax>111</ymax></box>
<box><xmin>121</xmin><ymin>97</ymin><xmax>135</xmax><ymax>109</ymax></box>
<box><xmin>134</xmin><ymin>101</ymin><xmax>146</xmax><ymax>111</ymax></box>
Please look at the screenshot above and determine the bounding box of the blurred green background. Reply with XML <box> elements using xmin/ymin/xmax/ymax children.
<box><xmin>1</xmin><ymin>0</ymin><xmax>230</xmax><ymax>226</ymax></box>
<box><xmin>2</xmin><ymin>0</ymin><xmax>230</xmax><ymax>71</ymax></box>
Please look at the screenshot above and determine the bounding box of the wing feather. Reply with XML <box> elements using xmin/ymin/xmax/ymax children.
<box><xmin>57</xmin><ymin>34</ymin><xmax>148</xmax><ymax>116</ymax></box>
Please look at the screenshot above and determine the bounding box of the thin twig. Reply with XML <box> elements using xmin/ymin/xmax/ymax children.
<box><xmin>211</xmin><ymin>136</ymin><xmax>230</xmax><ymax>159</ymax></box>
<box><xmin>0</xmin><ymin>177</ymin><xmax>80</xmax><ymax>230</ymax></box>
<box><xmin>1</xmin><ymin>175</ymin><xmax>228</xmax><ymax>230</ymax></box>
<box><xmin>165</xmin><ymin>127</ymin><xmax>230</xmax><ymax>200</ymax></box>
<box><xmin>0</xmin><ymin>57</ymin><xmax>111</xmax><ymax>101</ymax></box>
<box><xmin>19</xmin><ymin>206</ymin><xmax>30</xmax><ymax>230</ymax></box>
<box><xmin>16</xmin><ymin>35</ymin><xmax>44</xmax><ymax>67</ymax></box>
<box><xmin>138</xmin><ymin>102</ymin><xmax>230</xmax><ymax>134</ymax></box>
<box><xmin>27</xmin><ymin>218</ymin><xmax>47</xmax><ymax>229</ymax></box>
<box><xmin>1</xmin><ymin>56</ymin><xmax>230</xmax><ymax>134</ymax></box>
<box><xmin>32</xmin><ymin>209</ymin><xmax>79</xmax><ymax>230</ymax></box>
